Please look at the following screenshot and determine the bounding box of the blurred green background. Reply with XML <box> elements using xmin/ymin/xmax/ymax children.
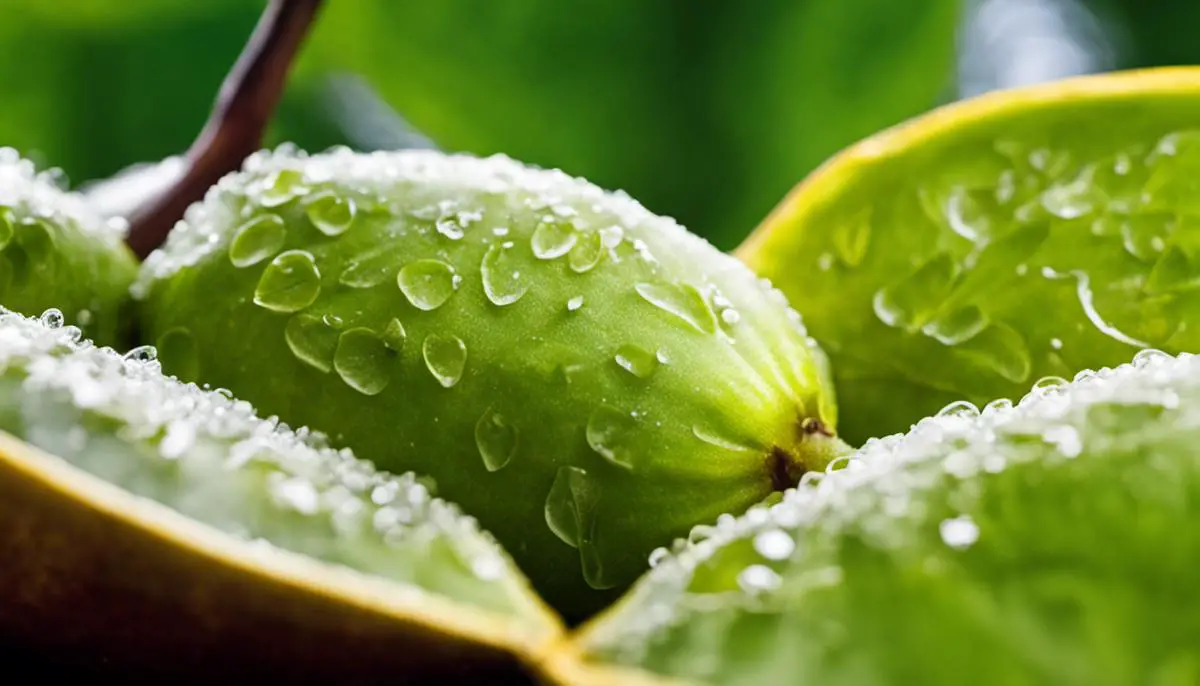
<box><xmin>0</xmin><ymin>0</ymin><xmax>1194</xmax><ymax>249</ymax></box>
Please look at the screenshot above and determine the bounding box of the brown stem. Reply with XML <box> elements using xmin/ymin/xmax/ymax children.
<box><xmin>125</xmin><ymin>0</ymin><xmax>325</xmax><ymax>259</ymax></box>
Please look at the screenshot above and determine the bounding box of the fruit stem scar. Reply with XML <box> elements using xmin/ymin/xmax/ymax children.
<box><xmin>125</xmin><ymin>0</ymin><xmax>325</xmax><ymax>259</ymax></box>
<box><xmin>769</xmin><ymin>418</ymin><xmax>855</xmax><ymax>492</ymax></box>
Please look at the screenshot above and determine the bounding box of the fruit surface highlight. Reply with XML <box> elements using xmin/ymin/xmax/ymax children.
<box><xmin>134</xmin><ymin>146</ymin><xmax>845</xmax><ymax>617</ymax></box>
<box><xmin>737</xmin><ymin>66</ymin><xmax>1200</xmax><ymax>443</ymax></box>
<box><xmin>558</xmin><ymin>349</ymin><xmax>1200</xmax><ymax>686</ymax></box>
<box><xmin>0</xmin><ymin>148</ymin><xmax>138</xmax><ymax>346</ymax></box>
<box><xmin>0</xmin><ymin>308</ymin><xmax>560</xmax><ymax>682</ymax></box>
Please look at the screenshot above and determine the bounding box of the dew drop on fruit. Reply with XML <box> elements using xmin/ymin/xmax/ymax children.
<box><xmin>921</xmin><ymin>305</ymin><xmax>988</xmax><ymax>345</ymax></box>
<box><xmin>285</xmin><ymin>313</ymin><xmax>339</xmax><ymax>373</ymax></box>
<box><xmin>691</xmin><ymin>423</ymin><xmax>755</xmax><ymax>452</ymax></box>
<box><xmin>1119</xmin><ymin>215</ymin><xmax>1169</xmax><ymax>262</ymax></box>
<box><xmin>305</xmin><ymin>192</ymin><xmax>356</xmax><ymax>236</ymax></box>
<box><xmin>156</xmin><ymin>326</ymin><xmax>198</xmax><ymax>381</ymax></box>
<box><xmin>531</xmin><ymin>219</ymin><xmax>577</xmax><ymax>260</ymax></box>
<box><xmin>1041</xmin><ymin>267</ymin><xmax>1149</xmax><ymax>347</ymax></box>
<box><xmin>635</xmin><ymin>281</ymin><xmax>717</xmax><ymax>334</ymax></box>
<box><xmin>753</xmin><ymin>529</ymin><xmax>795</xmax><ymax>561</ymax></box>
<box><xmin>936</xmin><ymin>400</ymin><xmax>980</xmax><ymax>419</ymax></box>
<box><xmin>481</xmin><ymin>242</ymin><xmax>528</xmax><ymax>306</ymax></box>
<box><xmin>39</xmin><ymin>308</ymin><xmax>64</xmax><ymax>328</ymax></box>
<box><xmin>398</xmin><ymin>259</ymin><xmax>457</xmax><ymax>311</ymax></box>
<box><xmin>124</xmin><ymin>345</ymin><xmax>158</xmax><ymax>363</ymax></box>
<box><xmin>872</xmin><ymin>253</ymin><xmax>956</xmax><ymax>330</ymax></box>
<box><xmin>475</xmin><ymin>406</ymin><xmax>518</xmax><ymax>472</ymax></box>
<box><xmin>339</xmin><ymin>245</ymin><xmax>402</xmax><ymax>288</ymax></box>
<box><xmin>568</xmin><ymin>231</ymin><xmax>604</xmax><ymax>273</ymax></box>
<box><xmin>566</xmin><ymin>295</ymin><xmax>584</xmax><ymax>311</ymax></box>
<box><xmin>953</xmin><ymin>322</ymin><xmax>1032</xmax><ymax>384</ymax></box>
<box><xmin>737</xmin><ymin>564</ymin><xmax>782</xmax><ymax>595</ymax></box>
<box><xmin>1031</xmin><ymin>375</ymin><xmax>1069</xmax><ymax>392</ymax></box>
<box><xmin>1133</xmin><ymin>348</ymin><xmax>1172</xmax><ymax>368</ymax></box>
<box><xmin>258</xmin><ymin>169</ymin><xmax>309</xmax><ymax>207</ymax></box>
<box><xmin>381</xmin><ymin>318</ymin><xmax>406</xmax><ymax>351</ymax></box>
<box><xmin>544</xmin><ymin>465</ymin><xmax>596</xmax><ymax>548</ymax></box>
<box><xmin>422</xmin><ymin>333</ymin><xmax>467</xmax><ymax>388</ymax></box>
<box><xmin>254</xmin><ymin>249</ymin><xmax>321</xmax><ymax>313</ymax></box>
<box><xmin>586</xmin><ymin>405</ymin><xmax>639</xmax><ymax>469</ymax></box>
<box><xmin>613</xmin><ymin>344</ymin><xmax>659</xmax><ymax>379</ymax></box>
<box><xmin>334</xmin><ymin>327</ymin><xmax>393</xmax><ymax>396</ymax></box>
<box><xmin>939</xmin><ymin>514</ymin><xmax>980</xmax><ymax>550</ymax></box>
<box><xmin>228</xmin><ymin>214</ymin><xmax>287</xmax><ymax>268</ymax></box>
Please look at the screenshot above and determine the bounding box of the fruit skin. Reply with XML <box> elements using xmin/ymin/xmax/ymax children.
<box><xmin>736</xmin><ymin>66</ymin><xmax>1200</xmax><ymax>444</ymax></box>
<box><xmin>0</xmin><ymin>308</ymin><xmax>560</xmax><ymax>682</ymax></box>
<box><xmin>135</xmin><ymin>146</ymin><xmax>844</xmax><ymax>618</ymax></box>
<box><xmin>566</xmin><ymin>349</ymin><xmax>1200</xmax><ymax>686</ymax></box>
<box><xmin>0</xmin><ymin>148</ymin><xmax>138</xmax><ymax>347</ymax></box>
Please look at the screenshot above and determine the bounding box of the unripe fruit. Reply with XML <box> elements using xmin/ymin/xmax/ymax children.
<box><xmin>135</xmin><ymin>146</ymin><xmax>846</xmax><ymax>616</ymax></box>
<box><xmin>566</xmin><ymin>349</ymin><xmax>1200</xmax><ymax>686</ymax></box>
<box><xmin>0</xmin><ymin>149</ymin><xmax>138</xmax><ymax>346</ymax></box>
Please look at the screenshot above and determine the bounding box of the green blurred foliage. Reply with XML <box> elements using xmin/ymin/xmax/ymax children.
<box><xmin>0</xmin><ymin>0</ymin><xmax>1196</xmax><ymax>247</ymax></box>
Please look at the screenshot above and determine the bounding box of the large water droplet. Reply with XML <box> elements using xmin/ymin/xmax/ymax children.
<box><xmin>253</xmin><ymin>250</ymin><xmax>321</xmax><ymax>313</ymax></box>
<box><xmin>475</xmin><ymin>406</ymin><xmax>518</xmax><ymax>472</ymax></box>
<box><xmin>124</xmin><ymin>345</ymin><xmax>158</xmax><ymax>363</ymax></box>
<box><xmin>156</xmin><ymin>327</ymin><xmax>199</xmax><ymax>381</ymax></box>
<box><xmin>1041</xmin><ymin>267</ymin><xmax>1149</xmax><ymax>347</ymax></box>
<box><xmin>833</xmin><ymin>212</ymin><xmax>871</xmax><ymax>266</ymax></box>
<box><xmin>381</xmin><ymin>318</ymin><xmax>406</xmax><ymax>351</ymax></box>
<box><xmin>481</xmin><ymin>242</ymin><xmax>528</xmax><ymax>306</ymax></box>
<box><xmin>947</xmin><ymin>223</ymin><xmax>1048</xmax><ymax>306</ymax></box>
<box><xmin>305</xmin><ymin>192</ymin><xmax>356</xmax><ymax>236</ymax></box>
<box><xmin>285</xmin><ymin>313</ymin><xmax>339</xmax><ymax>373</ymax></box>
<box><xmin>954</xmin><ymin>322</ymin><xmax>1032</xmax><ymax>383</ymax></box>
<box><xmin>544</xmin><ymin>466</ymin><xmax>598</xmax><ymax>548</ymax></box>
<box><xmin>568</xmin><ymin>231</ymin><xmax>604</xmax><ymax>273</ymax></box>
<box><xmin>586</xmin><ymin>406</ymin><xmax>639</xmax><ymax>469</ymax></box>
<box><xmin>922</xmin><ymin>305</ymin><xmax>988</xmax><ymax>345</ymax></box>
<box><xmin>422</xmin><ymin>333</ymin><xmax>467</xmax><ymax>388</ymax></box>
<box><xmin>228</xmin><ymin>215</ymin><xmax>287</xmax><ymax>268</ymax></box>
<box><xmin>334</xmin><ymin>328</ymin><xmax>394</xmax><ymax>396</ymax></box>
<box><xmin>398</xmin><ymin>259</ymin><xmax>457</xmax><ymax>311</ymax></box>
<box><xmin>339</xmin><ymin>245</ymin><xmax>403</xmax><ymax>289</ymax></box>
<box><xmin>945</xmin><ymin>186</ymin><xmax>1001</xmax><ymax>243</ymax></box>
<box><xmin>39</xmin><ymin>308</ymin><xmax>64</xmax><ymax>328</ymax></box>
<box><xmin>635</xmin><ymin>281</ymin><xmax>717</xmax><ymax>334</ymax></box>
<box><xmin>259</xmin><ymin>169</ymin><xmax>308</xmax><ymax>207</ymax></box>
<box><xmin>531</xmin><ymin>220</ymin><xmax>578</xmax><ymax>260</ymax></box>
<box><xmin>613</xmin><ymin>344</ymin><xmax>659</xmax><ymax>379</ymax></box>
<box><xmin>873</xmin><ymin>253</ymin><xmax>957</xmax><ymax>330</ymax></box>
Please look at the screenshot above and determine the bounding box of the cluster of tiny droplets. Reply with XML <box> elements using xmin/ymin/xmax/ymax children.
<box><xmin>0</xmin><ymin>147</ymin><xmax>129</xmax><ymax>243</ymax></box>
<box><xmin>602</xmin><ymin>347</ymin><xmax>1191</xmax><ymax>654</ymax></box>
<box><xmin>0</xmin><ymin>307</ymin><xmax>512</xmax><ymax>585</ymax></box>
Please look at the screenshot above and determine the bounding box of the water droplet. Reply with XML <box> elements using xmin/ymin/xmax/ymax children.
<box><xmin>1120</xmin><ymin>215</ymin><xmax>1169</xmax><ymax>262</ymax></box>
<box><xmin>1146</xmin><ymin>245</ymin><xmax>1200</xmax><ymax>294</ymax></box>
<box><xmin>124</xmin><ymin>345</ymin><xmax>158</xmax><ymax>363</ymax></box>
<box><xmin>1040</xmin><ymin>169</ymin><xmax>1097</xmax><ymax>219</ymax></box>
<box><xmin>945</xmin><ymin>186</ymin><xmax>1001</xmax><ymax>243</ymax></box>
<box><xmin>873</xmin><ymin>253</ymin><xmax>957</xmax><ymax>330</ymax></box>
<box><xmin>1050</xmin><ymin>337</ymin><xmax>1064</xmax><ymax>350</ymax></box>
<box><xmin>156</xmin><ymin>327</ymin><xmax>198</xmax><ymax>381</ymax></box>
<box><xmin>635</xmin><ymin>281</ymin><xmax>717</xmax><ymax>334</ymax></box>
<box><xmin>531</xmin><ymin>220</ymin><xmax>577</xmax><ymax>260</ymax></box>
<box><xmin>1032</xmin><ymin>375</ymin><xmax>1069</xmax><ymax>392</ymax></box>
<box><xmin>305</xmin><ymin>192</ymin><xmax>356</xmax><ymax>236</ymax></box>
<box><xmin>833</xmin><ymin>212</ymin><xmax>871</xmax><ymax>266</ymax></box>
<box><xmin>753</xmin><ymin>529</ymin><xmax>795</xmax><ymax>561</ymax></box>
<box><xmin>599</xmin><ymin>225</ymin><xmax>624</xmax><ymax>249</ymax></box>
<box><xmin>334</xmin><ymin>328</ymin><xmax>393</xmax><ymax>396</ymax></box>
<box><xmin>1041</xmin><ymin>267</ymin><xmax>1149</xmax><ymax>347</ymax></box>
<box><xmin>1133</xmin><ymin>348</ymin><xmax>1171</xmax><ymax>367</ymax></box>
<box><xmin>436</xmin><ymin>217</ymin><xmax>464</xmax><ymax>240</ymax></box>
<box><xmin>254</xmin><ymin>250</ymin><xmax>321</xmax><ymax>313</ymax></box>
<box><xmin>566</xmin><ymin>296</ymin><xmax>584</xmax><ymax>311</ymax></box>
<box><xmin>1042</xmin><ymin>424</ymin><xmax>1082</xmax><ymax>457</ymax></box>
<box><xmin>692</xmin><ymin>424</ymin><xmax>755</xmax><ymax>452</ymax></box>
<box><xmin>475</xmin><ymin>406</ymin><xmax>518</xmax><ymax>472</ymax></box>
<box><xmin>381</xmin><ymin>318</ymin><xmax>406</xmax><ymax>351</ymax></box>
<box><xmin>587</xmin><ymin>406</ymin><xmax>639</xmax><ymax>469</ymax></box>
<box><xmin>228</xmin><ymin>215</ymin><xmax>287</xmax><ymax>268</ymax></box>
<box><xmin>937</xmin><ymin>400</ymin><xmax>980</xmax><ymax>419</ymax></box>
<box><xmin>939</xmin><ymin>515</ymin><xmax>979</xmax><ymax>550</ymax></box>
<box><xmin>614</xmin><ymin>344</ymin><xmax>659</xmax><ymax>379</ymax></box>
<box><xmin>545</xmin><ymin>466</ymin><xmax>597</xmax><ymax>549</ymax></box>
<box><xmin>983</xmin><ymin>397</ymin><xmax>1014</xmax><ymax>414</ymax></box>
<box><xmin>422</xmin><ymin>333</ymin><xmax>466</xmax><ymax>388</ymax></box>
<box><xmin>398</xmin><ymin>259</ymin><xmax>457</xmax><ymax>311</ymax></box>
<box><xmin>259</xmin><ymin>169</ymin><xmax>308</xmax><ymax>207</ymax></box>
<box><xmin>921</xmin><ymin>305</ymin><xmax>988</xmax><ymax>345</ymax></box>
<box><xmin>948</xmin><ymin>223</ymin><xmax>1048</xmax><ymax>305</ymax></box>
<box><xmin>39</xmin><ymin>308</ymin><xmax>64</xmax><ymax>328</ymax></box>
<box><xmin>339</xmin><ymin>245</ymin><xmax>402</xmax><ymax>288</ymax></box>
<box><xmin>285</xmin><ymin>313</ymin><xmax>339</xmax><ymax>373</ymax></box>
<box><xmin>954</xmin><ymin>322</ymin><xmax>1032</xmax><ymax>383</ymax></box>
<box><xmin>737</xmin><ymin>564</ymin><xmax>782</xmax><ymax>594</ymax></box>
<box><xmin>481</xmin><ymin>243</ymin><xmax>528</xmax><ymax>306</ymax></box>
<box><xmin>569</xmin><ymin>231</ymin><xmax>604</xmax><ymax>273</ymax></box>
